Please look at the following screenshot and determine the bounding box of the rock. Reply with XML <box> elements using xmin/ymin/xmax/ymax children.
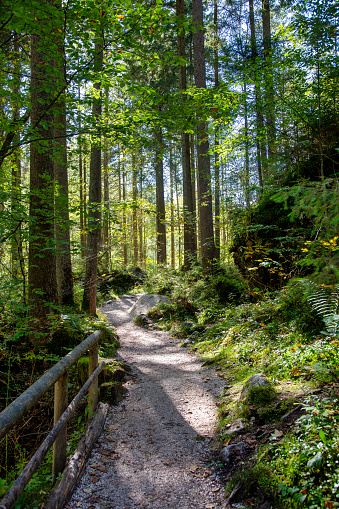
<box><xmin>99</xmin><ymin>381</ymin><xmax>126</xmax><ymax>405</ymax></box>
<box><xmin>129</xmin><ymin>294</ymin><xmax>170</xmax><ymax>318</ymax></box>
<box><xmin>181</xmin><ymin>331</ymin><xmax>200</xmax><ymax>347</ymax></box>
<box><xmin>224</xmin><ymin>418</ymin><xmax>246</xmax><ymax>435</ymax></box>
<box><xmin>134</xmin><ymin>314</ymin><xmax>150</xmax><ymax>328</ymax></box>
<box><xmin>239</xmin><ymin>373</ymin><xmax>271</xmax><ymax>401</ymax></box>
<box><xmin>219</xmin><ymin>441</ymin><xmax>247</xmax><ymax>466</ymax></box>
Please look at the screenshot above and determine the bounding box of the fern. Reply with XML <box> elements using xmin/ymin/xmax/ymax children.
<box><xmin>308</xmin><ymin>284</ymin><xmax>339</xmax><ymax>336</ymax></box>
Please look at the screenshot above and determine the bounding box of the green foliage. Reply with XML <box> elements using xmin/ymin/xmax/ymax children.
<box><xmin>97</xmin><ymin>268</ymin><xmax>146</xmax><ymax>297</ymax></box>
<box><xmin>147</xmin><ymin>301</ymin><xmax>196</xmax><ymax>324</ymax></box>
<box><xmin>272</xmin><ymin>180</ymin><xmax>339</xmax><ymax>279</ymax></box>
<box><xmin>170</xmin><ymin>321</ymin><xmax>196</xmax><ymax>339</ymax></box>
<box><xmin>263</xmin><ymin>396</ymin><xmax>339</xmax><ymax>508</ymax></box>
<box><xmin>307</xmin><ymin>283</ymin><xmax>339</xmax><ymax>337</ymax></box>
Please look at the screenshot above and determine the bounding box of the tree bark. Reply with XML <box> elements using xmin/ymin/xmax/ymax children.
<box><xmin>262</xmin><ymin>0</ymin><xmax>276</xmax><ymax>166</ymax></box>
<box><xmin>54</xmin><ymin>10</ymin><xmax>74</xmax><ymax>306</ymax></box>
<box><xmin>192</xmin><ymin>0</ymin><xmax>216</xmax><ymax>274</ymax></box>
<box><xmin>243</xmin><ymin>79</ymin><xmax>250</xmax><ymax>208</ymax></box>
<box><xmin>29</xmin><ymin>0</ymin><xmax>58</xmax><ymax>343</ymax></box>
<box><xmin>122</xmin><ymin>161</ymin><xmax>128</xmax><ymax>266</ymax></box>
<box><xmin>155</xmin><ymin>127</ymin><xmax>166</xmax><ymax>265</ymax></box>
<box><xmin>177</xmin><ymin>0</ymin><xmax>196</xmax><ymax>270</ymax></box>
<box><xmin>132</xmin><ymin>153</ymin><xmax>138</xmax><ymax>264</ymax></box>
<box><xmin>139</xmin><ymin>157</ymin><xmax>144</xmax><ymax>267</ymax></box>
<box><xmin>249</xmin><ymin>0</ymin><xmax>265</xmax><ymax>188</ymax></box>
<box><xmin>102</xmin><ymin>88</ymin><xmax>110</xmax><ymax>272</ymax></box>
<box><xmin>214</xmin><ymin>0</ymin><xmax>220</xmax><ymax>261</ymax></box>
<box><xmin>169</xmin><ymin>145</ymin><xmax>175</xmax><ymax>268</ymax></box>
<box><xmin>82</xmin><ymin>38</ymin><xmax>103</xmax><ymax>315</ymax></box>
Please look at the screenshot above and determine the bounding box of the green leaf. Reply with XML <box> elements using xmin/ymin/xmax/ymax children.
<box><xmin>319</xmin><ymin>429</ymin><xmax>327</xmax><ymax>445</ymax></box>
<box><xmin>307</xmin><ymin>451</ymin><xmax>322</xmax><ymax>468</ymax></box>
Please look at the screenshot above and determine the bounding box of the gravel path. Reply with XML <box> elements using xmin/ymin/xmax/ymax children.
<box><xmin>66</xmin><ymin>295</ymin><xmax>227</xmax><ymax>509</ymax></box>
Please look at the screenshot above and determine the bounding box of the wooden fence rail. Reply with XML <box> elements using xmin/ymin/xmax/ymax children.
<box><xmin>0</xmin><ymin>329</ymin><xmax>104</xmax><ymax>509</ymax></box>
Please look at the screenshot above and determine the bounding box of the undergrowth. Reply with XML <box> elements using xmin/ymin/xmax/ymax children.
<box><xmin>143</xmin><ymin>267</ymin><xmax>339</xmax><ymax>507</ymax></box>
<box><xmin>0</xmin><ymin>305</ymin><xmax>118</xmax><ymax>508</ymax></box>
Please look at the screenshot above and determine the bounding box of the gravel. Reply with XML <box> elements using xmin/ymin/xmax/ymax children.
<box><xmin>65</xmin><ymin>295</ymin><xmax>228</xmax><ymax>509</ymax></box>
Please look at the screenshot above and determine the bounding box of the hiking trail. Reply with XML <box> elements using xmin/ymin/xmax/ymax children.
<box><xmin>66</xmin><ymin>295</ymin><xmax>228</xmax><ymax>509</ymax></box>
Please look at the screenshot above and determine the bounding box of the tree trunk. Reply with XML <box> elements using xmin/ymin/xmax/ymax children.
<box><xmin>102</xmin><ymin>88</ymin><xmax>110</xmax><ymax>272</ymax></box>
<box><xmin>249</xmin><ymin>0</ymin><xmax>265</xmax><ymax>189</ymax></box>
<box><xmin>214</xmin><ymin>0</ymin><xmax>220</xmax><ymax>261</ymax></box>
<box><xmin>11</xmin><ymin>37</ymin><xmax>24</xmax><ymax>286</ymax></box>
<box><xmin>139</xmin><ymin>157</ymin><xmax>144</xmax><ymax>267</ymax></box>
<box><xmin>29</xmin><ymin>0</ymin><xmax>58</xmax><ymax>343</ymax></box>
<box><xmin>132</xmin><ymin>153</ymin><xmax>138</xmax><ymax>264</ymax></box>
<box><xmin>243</xmin><ymin>79</ymin><xmax>250</xmax><ymax>208</ymax></box>
<box><xmin>79</xmin><ymin>115</ymin><xmax>87</xmax><ymax>260</ymax></box>
<box><xmin>169</xmin><ymin>145</ymin><xmax>175</xmax><ymax>268</ymax></box>
<box><xmin>174</xmin><ymin>159</ymin><xmax>182</xmax><ymax>265</ymax></box>
<box><xmin>192</xmin><ymin>0</ymin><xmax>216</xmax><ymax>274</ymax></box>
<box><xmin>177</xmin><ymin>0</ymin><xmax>196</xmax><ymax>270</ymax></box>
<box><xmin>82</xmin><ymin>38</ymin><xmax>103</xmax><ymax>315</ymax></box>
<box><xmin>122</xmin><ymin>160</ymin><xmax>128</xmax><ymax>266</ymax></box>
<box><xmin>262</xmin><ymin>0</ymin><xmax>276</xmax><ymax>166</ymax></box>
<box><xmin>54</xmin><ymin>12</ymin><xmax>74</xmax><ymax>306</ymax></box>
<box><xmin>155</xmin><ymin>127</ymin><xmax>166</xmax><ymax>265</ymax></box>
<box><xmin>190</xmin><ymin>133</ymin><xmax>198</xmax><ymax>254</ymax></box>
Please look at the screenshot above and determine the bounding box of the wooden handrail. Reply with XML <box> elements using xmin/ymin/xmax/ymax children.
<box><xmin>0</xmin><ymin>329</ymin><xmax>102</xmax><ymax>441</ymax></box>
<box><xmin>0</xmin><ymin>329</ymin><xmax>105</xmax><ymax>509</ymax></box>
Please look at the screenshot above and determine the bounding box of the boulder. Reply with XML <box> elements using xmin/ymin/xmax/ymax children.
<box><xmin>219</xmin><ymin>441</ymin><xmax>247</xmax><ymax>466</ymax></box>
<box><xmin>129</xmin><ymin>294</ymin><xmax>170</xmax><ymax>318</ymax></box>
<box><xmin>239</xmin><ymin>373</ymin><xmax>271</xmax><ymax>401</ymax></box>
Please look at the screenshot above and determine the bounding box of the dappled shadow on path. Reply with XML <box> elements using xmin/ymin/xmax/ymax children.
<box><xmin>66</xmin><ymin>296</ymin><xmax>226</xmax><ymax>509</ymax></box>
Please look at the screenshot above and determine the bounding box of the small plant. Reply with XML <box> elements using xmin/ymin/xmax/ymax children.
<box><xmin>308</xmin><ymin>283</ymin><xmax>339</xmax><ymax>338</ymax></box>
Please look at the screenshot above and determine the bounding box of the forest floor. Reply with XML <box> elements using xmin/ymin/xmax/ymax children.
<box><xmin>66</xmin><ymin>295</ymin><xmax>229</xmax><ymax>509</ymax></box>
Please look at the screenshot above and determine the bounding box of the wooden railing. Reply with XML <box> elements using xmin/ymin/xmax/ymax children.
<box><xmin>0</xmin><ymin>330</ymin><xmax>105</xmax><ymax>509</ymax></box>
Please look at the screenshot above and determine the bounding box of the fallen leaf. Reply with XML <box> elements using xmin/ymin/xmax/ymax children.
<box><xmin>271</xmin><ymin>429</ymin><xmax>283</xmax><ymax>439</ymax></box>
<box><xmin>88</xmin><ymin>497</ymin><xmax>101</xmax><ymax>503</ymax></box>
<box><xmin>76</xmin><ymin>502</ymin><xmax>83</xmax><ymax>507</ymax></box>
<box><xmin>190</xmin><ymin>465</ymin><xmax>200</xmax><ymax>472</ymax></box>
<box><xmin>107</xmin><ymin>424</ymin><xmax>119</xmax><ymax>430</ymax></box>
<box><xmin>96</xmin><ymin>465</ymin><xmax>107</xmax><ymax>473</ymax></box>
<box><xmin>205</xmin><ymin>504</ymin><xmax>215</xmax><ymax>508</ymax></box>
<box><xmin>106</xmin><ymin>436</ymin><xmax>116</xmax><ymax>442</ymax></box>
<box><xmin>212</xmin><ymin>486</ymin><xmax>220</xmax><ymax>492</ymax></box>
<box><xmin>92</xmin><ymin>477</ymin><xmax>100</xmax><ymax>483</ymax></box>
<box><xmin>98</xmin><ymin>448</ymin><xmax>111</xmax><ymax>456</ymax></box>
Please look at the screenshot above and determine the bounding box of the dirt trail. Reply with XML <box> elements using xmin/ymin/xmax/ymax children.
<box><xmin>66</xmin><ymin>295</ymin><xmax>228</xmax><ymax>509</ymax></box>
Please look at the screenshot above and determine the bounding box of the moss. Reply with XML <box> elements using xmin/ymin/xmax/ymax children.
<box><xmin>77</xmin><ymin>358</ymin><xmax>126</xmax><ymax>387</ymax></box>
<box><xmin>99</xmin><ymin>381</ymin><xmax>126</xmax><ymax>405</ymax></box>
<box><xmin>245</xmin><ymin>385</ymin><xmax>277</xmax><ymax>406</ymax></box>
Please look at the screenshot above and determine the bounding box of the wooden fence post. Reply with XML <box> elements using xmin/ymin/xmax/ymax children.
<box><xmin>88</xmin><ymin>342</ymin><xmax>99</xmax><ymax>416</ymax></box>
<box><xmin>52</xmin><ymin>372</ymin><xmax>68</xmax><ymax>481</ymax></box>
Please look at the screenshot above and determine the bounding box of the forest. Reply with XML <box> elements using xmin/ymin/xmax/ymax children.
<box><xmin>0</xmin><ymin>0</ymin><xmax>339</xmax><ymax>506</ymax></box>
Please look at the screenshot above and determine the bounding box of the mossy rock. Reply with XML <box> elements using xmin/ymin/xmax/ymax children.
<box><xmin>245</xmin><ymin>384</ymin><xmax>278</xmax><ymax>406</ymax></box>
<box><xmin>99</xmin><ymin>381</ymin><xmax>126</xmax><ymax>405</ymax></box>
<box><xmin>77</xmin><ymin>358</ymin><xmax>126</xmax><ymax>387</ymax></box>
